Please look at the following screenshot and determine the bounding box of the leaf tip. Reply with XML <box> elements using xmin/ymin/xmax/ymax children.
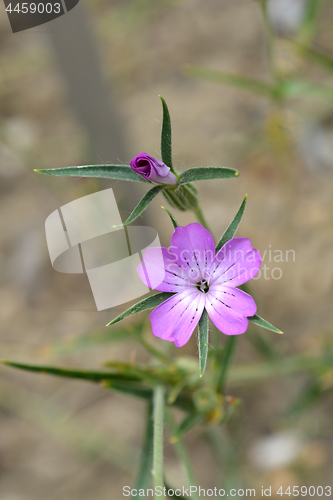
<box><xmin>0</xmin><ymin>359</ymin><xmax>8</xmax><ymax>364</ymax></box>
<box><xmin>235</xmin><ymin>171</ymin><xmax>240</xmax><ymax>177</ymax></box>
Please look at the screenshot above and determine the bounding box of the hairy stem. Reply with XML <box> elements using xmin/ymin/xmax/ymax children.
<box><xmin>153</xmin><ymin>385</ymin><xmax>165</xmax><ymax>497</ymax></box>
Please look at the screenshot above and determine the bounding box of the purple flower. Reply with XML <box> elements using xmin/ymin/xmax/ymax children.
<box><xmin>137</xmin><ymin>223</ymin><xmax>261</xmax><ymax>347</ymax></box>
<box><xmin>130</xmin><ymin>152</ymin><xmax>177</xmax><ymax>185</ymax></box>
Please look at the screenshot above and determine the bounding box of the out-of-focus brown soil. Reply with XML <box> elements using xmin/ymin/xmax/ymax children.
<box><xmin>0</xmin><ymin>0</ymin><xmax>332</xmax><ymax>498</ymax></box>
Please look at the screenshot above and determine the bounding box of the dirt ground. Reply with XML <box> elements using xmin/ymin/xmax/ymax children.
<box><xmin>0</xmin><ymin>0</ymin><xmax>332</xmax><ymax>498</ymax></box>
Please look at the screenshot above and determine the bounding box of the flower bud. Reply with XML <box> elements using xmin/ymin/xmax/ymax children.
<box><xmin>130</xmin><ymin>152</ymin><xmax>177</xmax><ymax>185</ymax></box>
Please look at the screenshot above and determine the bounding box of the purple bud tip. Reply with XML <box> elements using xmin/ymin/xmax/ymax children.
<box><xmin>130</xmin><ymin>152</ymin><xmax>177</xmax><ymax>185</ymax></box>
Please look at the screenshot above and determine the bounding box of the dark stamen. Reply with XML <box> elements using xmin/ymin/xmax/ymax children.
<box><xmin>196</xmin><ymin>279</ymin><xmax>209</xmax><ymax>293</ymax></box>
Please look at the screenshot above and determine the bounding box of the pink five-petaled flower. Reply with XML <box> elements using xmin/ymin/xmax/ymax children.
<box><xmin>137</xmin><ymin>223</ymin><xmax>261</xmax><ymax>347</ymax></box>
<box><xmin>130</xmin><ymin>152</ymin><xmax>177</xmax><ymax>185</ymax></box>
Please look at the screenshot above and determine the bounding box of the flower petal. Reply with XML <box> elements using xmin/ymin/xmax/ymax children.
<box><xmin>149</xmin><ymin>289</ymin><xmax>205</xmax><ymax>347</ymax></box>
<box><xmin>209</xmin><ymin>285</ymin><xmax>257</xmax><ymax>317</ymax></box>
<box><xmin>130</xmin><ymin>153</ymin><xmax>177</xmax><ymax>185</ymax></box>
<box><xmin>210</xmin><ymin>237</ymin><xmax>261</xmax><ymax>287</ymax></box>
<box><xmin>205</xmin><ymin>286</ymin><xmax>256</xmax><ymax>335</ymax></box>
<box><xmin>137</xmin><ymin>247</ymin><xmax>191</xmax><ymax>292</ymax></box>
<box><xmin>170</xmin><ymin>223</ymin><xmax>216</xmax><ymax>283</ymax></box>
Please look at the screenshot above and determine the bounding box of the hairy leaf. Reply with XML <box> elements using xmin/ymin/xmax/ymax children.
<box><xmin>215</xmin><ymin>195</ymin><xmax>247</xmax><ymax>252</ymax></box>
<box><xmin>198</xmin><ymin>309</ymin><xmax>209</xmax><ymax>377</ymax></box>
<box><xmin>248</xmin><ymin>314</ymin><xmax>283</xmax><ymax>334</ymax></box>
<box><xmin>35</xmin><ymin>165</ymin><xmax>146</xmax><ymax>182</ymax></box>
<box><xmin>1</xmin><ymin>360</ymin><xmax>141</xmax><ymax>382</ymax></box>
<box><xmin>116</xmin><ymin>185</ymin><xmax>165</xmax><ymax>227</ymax></box>
<box><xmin>159</xmin><ymin>95</ymin><xmax>173</xmax><ymax>170</ymax></box>
<box><xmin>106</xmin><ymin>292</ymin><xmax>174</xmax><ymax>327</ymax></box>
<box><xmin>161</xmin><ymin>206</ymin><xmax>179</xmax><ymax>228</ymax></box>
<box><xmin>179</xmin><ymin>167</ymin><xmax>238</xmax><ymax>185</ymax></box>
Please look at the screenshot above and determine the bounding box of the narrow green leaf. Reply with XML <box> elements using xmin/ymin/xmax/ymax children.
<box><xmin>35</xmin><ymin>165</ymin><xmax>146</xmax><ymax>182</ymax></box>
<box><xmin>248</xmin><ymin>314</ymin><xmax>283</xmax><ymax>334</ymax></box>
<box><xmin>116</xmin><ymin>185</ymin><xmax>165</xmax><ymax>227</ymax></box>
<box><xmin>186</xmin><ymin>65</ymin><xmax>276</xmax><ymax>98</ymax></box>
<box><xmin>1</xmin><ymin>360</ymin><xmax>194</xmax><ymax>411</ymax></box>
<box><xmin>106</xmin><ymin>292</ymin><xmax>174</xmax><ymax>327</ymax></box>
<box><xmin>161</xmin><ymin>206</ymin><xmax>179</xmax><ymax>228</ymax></box>
<box><xmin>215</xmin><ymin>195</ymin><xmax>247</xmax><ymax>252</ymax></box>
<box><xmin>280</xmin><ymin>79</ymin><xmax>333</xmax><ymax>101</ymax></box>
<box><xmin>159</xmin><ymin>95</ymin><xmax>173</xmax><ymax>170</ymax></box>
<box><xmin>170</xmin><ymin>413</ymin><xmax>203</xmax><ymax>443</ymax></box>
<box><xmin>289</xmin><ymin>41</ymin><xmax>333</xmax><ymax>73</ymax></box>
<box><xmin>198</xmin><ymin>309</ymin><xmax>209</xmax><ymax>377</ymax></box>
<box><xmin>216</xmin><ymin>336</ymin><xmax>238</xmax><ymax>393</ymax></box>
<box><xmin>1</xmin><ymin>360</ymin><xmax>141</xmax><ymax>382</ymax></box>
<box><xmin>179</xmin><ymin>167</ymin><xmax>238</xmax><ymax>185</ymax></box>
<box><xmin>132</xmin><ymin>401</ymin><xmax>154</xmax><ymax>498</ymax></box>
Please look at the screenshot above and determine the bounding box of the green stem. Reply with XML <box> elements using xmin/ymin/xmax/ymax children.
<box><xmin>193</xmin><ymin>204</ymin><xmax>212</xmax><ymax>232</ymax></box>
<box><xmin>153</xmin><ymin>385</ymin><xmax>165</xmax><ymax>497</ymax></box>
<box><xmin>165</xmin><ymin>410</ymin><xmax>200</xmax><ymax>500</ymax></box>
<box><xmin>216</xmin><ymin>336</ymin><xmax>238</xmax><ymax>393</ymax></box>
<box><xmin>132</xmin><ymin>401</ymin><xmax>154</xmax><ymax>498</ymax></box>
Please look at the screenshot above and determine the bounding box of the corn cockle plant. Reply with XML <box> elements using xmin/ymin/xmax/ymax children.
<box><xmin>2</xmin><ymin>97</ymin><xmax>282</xmax><ymax>499</ymax></box>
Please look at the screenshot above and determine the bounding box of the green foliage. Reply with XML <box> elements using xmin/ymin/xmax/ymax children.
<box><xmin>131</xmin><ymin>401</ymin><xmax>154</xmax><ymax>498</ymax></box>
<box><xmin>178</xmin><ymin>167</ymin><xmax>239</xmax><ymax>185</ymax></box>
<box><xmin>35</xmin><ymin>165</ymin><xmax>146</xmax><ymax>182</ymax></box>
<box><xmin>106</xmin><ymin>292</ymin><xmax>174</xmax><ymax>327</ymax></box>
<box><xmin>161</xmin><ymin>206</ymin><xmax>179</xmax><ymax>228</ymax></box>
<box><xmin>289</xmin><ymin>41</ymin><xmax>333</xmax><ymax>72</ymax></box>
<box><xmin>198</xmin><ymin>309</ymin><xmax>209</xmax><ymax>377</ymax></box>
<box><xmin>186</xmin><ymin>65</ymin><xmax>276</xmax><ymax>98</ymax></box>
<box><xmin>1</xmin><ymin>359</ymin><xmax>141</xmax><ymax>382</ymax></box>
<box><xmin>170</xmin><ymin>413</ymin><xmax>203</xmax><ymax>442</ymax></box>
<box><xmin>116</xmin><ymin>185</ymin><xmax>165</xmax><ymax>226</ymax></box>
<box><xmin>248</xmin><ymin>314</ymin><xmax>283</xmax><ymax>334</ymax></box>
<box><xmin>215</xmin><ymin>195</ymin><xmax>247</xmax><ymax>252</ymax></box>
<box><xmin>159</xmin><ymin>95</ymin><xmax>174</xmax><ymax>171</ymax></box>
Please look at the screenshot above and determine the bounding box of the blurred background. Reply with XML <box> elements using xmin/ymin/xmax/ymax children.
<box><xmin>0</xmin><ymin>0</ymin><xmax>332</xmax><ymax>498</ymax></box>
